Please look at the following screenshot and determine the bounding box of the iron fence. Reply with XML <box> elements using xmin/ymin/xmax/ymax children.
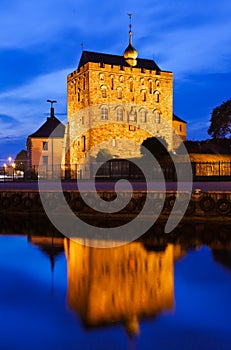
<box><xmin>1</xmin><ymin>160</ymin><xmax>231</xmax><ymax>181</ymax></box>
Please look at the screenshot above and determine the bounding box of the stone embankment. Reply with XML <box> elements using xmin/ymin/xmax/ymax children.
<box><xmin>0</xmin><ymin>189</ymin><xmax>231</xmax><ymax>219</ymax></box>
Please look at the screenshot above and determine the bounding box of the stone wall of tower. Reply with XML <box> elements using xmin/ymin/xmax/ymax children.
<box><xmin>65</xmin><ymin>60</ymin><xmax>175</xmax><ymax>177</ymax></box>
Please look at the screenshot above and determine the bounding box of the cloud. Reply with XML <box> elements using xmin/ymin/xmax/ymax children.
<box><xmin>0</xmin><ymin>69</ymin><xmax>69</xmax><ymax>140</ymax></box>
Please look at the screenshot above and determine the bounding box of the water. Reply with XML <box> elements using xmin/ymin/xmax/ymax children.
<box><xmin>0</xmin><ymin>218</ymin><xmax>231</xmax><ymax>350</ymax></box>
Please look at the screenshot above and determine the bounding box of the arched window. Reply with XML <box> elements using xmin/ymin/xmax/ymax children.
<box><xmin>154</xmin><ymin>90</ymin><xmax>160</xmax><ymax>103</ymax></box>
<box><xmin>140</xmin><ymin>109</ymin><xmax>147</xmax><ymax>123</ymax></box>
<box><xmin>154</xmin><ymin>110</ymin><xmax>161</xmax><ymax>124</ymax></box>
<box><xmin>149</xmin><ymin>80</ymin><xmax>152</xmax><ymax>94</ymax></box>
<box><xmin>155</xmin><ymin>79</ymin><xmax>160</xmax><ymax>87</ymax></box>
<box><xmin>129</xmin><ymin>78</ymin><xmax>133</xmax><ymax>92</ymax></box>
<box><xmin>119</xmin><ymin>75</ymin><xmax>124</xmax><ymax>83</ymax></box>
<box><xmin>101</xmin><ymin>86</ymin><xmax>107</xmax><ymax>98</ymax></box>
<box><xmin>99</xmin><ymin>73</ymin><xmax>104</xmax><ymax>80</ymax></box>
<box><xmin>101</xmin><ymin>107</ymin><xmax>108</xmax><ymax>120</ymax></box>
<box><xmin>141</xmin><ymin>90</ymin><xmax>147</xmax><ymax>102</ymax></box>
<box><xmin>77</xmin><ymin>88</ymin><xmax>80</xmax><ymax>102</ymax></box>
<box><xmin>110</xmin><ymin>75</ymin><xmax>114</xmax><ymax>90</ymax></box>
<box><xmin>116</xmin><ymin>107</ymin><xmax>123</xmax><ymax>121</ymax></box>
<box><xmin>117</xmin><ymin>87</ymin><xmax>122</xmax><ymax>99</ymax></box>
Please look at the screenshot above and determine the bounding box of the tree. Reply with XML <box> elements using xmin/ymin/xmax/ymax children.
<box><xmin>96</xmin><ymin>148</ymin><xmax>113</xmax><ymax>162</ymax></box>
<box><xmin>208</xmin><ymin>98</ymin><xmax>231</xmax><ymax>139</ymax></box>
<box><xmin>140</xmin><ymin>137</ymin><xmax>169</xmax><ymax>160</ymax></box>
<box><xmin>15</xmin><ymin>150</ymin><xmax>28</xmax><ymax>172</ymax></box>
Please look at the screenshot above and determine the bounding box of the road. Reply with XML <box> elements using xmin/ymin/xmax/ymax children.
<box><xmin>0</xmin><ymin>180</ymin><xmax>231</xmax><ymax>192</ymax></box>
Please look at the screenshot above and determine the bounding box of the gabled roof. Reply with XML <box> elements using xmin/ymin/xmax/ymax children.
<box><xmin>28</xmin><ymin>116</ymin><xmax>65</xmax><ymax>138</ymax></box>
<box><xmin>173</xmin><ymin>114</ymin><xmax>187</xmax><ymax>124</ymax></box>
<box><xmin>78</xmin><ymin>50</ymin><xmax>162</xmax><ymax>72</ymax></box>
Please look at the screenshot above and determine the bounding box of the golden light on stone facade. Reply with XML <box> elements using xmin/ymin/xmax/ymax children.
<box><xmin>63</xmin><ymin>18</ymin><xmax>187</xmax><ymax>178</ymax></box>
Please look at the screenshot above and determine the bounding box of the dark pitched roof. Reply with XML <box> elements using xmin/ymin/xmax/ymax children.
<box><xmin>78</xmin><ymin>50</ymin><xmax>162</xmax><ymax>72</ymax></box>
<box><xmin>173</xmin><ymin>114</ymin><xmax>187</xmax><ymax>124</ymax></box>
<box><xmin>28</xmin><ymin>116</ymin><xmax>65</xmax><ymax>138</ymax></box>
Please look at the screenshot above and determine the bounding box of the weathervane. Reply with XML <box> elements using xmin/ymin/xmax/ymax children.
<box><xmin>128</xmin><ymin>13</ymin><xmax>132</xmax><ymax>33</ymax></box>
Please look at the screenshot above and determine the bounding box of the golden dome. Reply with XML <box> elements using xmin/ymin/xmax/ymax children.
<box><xmin>124</xmin><ymin>15</ymin><xmax>138</xmax><ymax>67</ymax></box>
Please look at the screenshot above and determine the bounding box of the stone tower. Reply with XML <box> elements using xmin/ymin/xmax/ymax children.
<box><xmin>63</xmin><ymin>17</ymin><xmax>184</xmax><ymax>178</ymax></box>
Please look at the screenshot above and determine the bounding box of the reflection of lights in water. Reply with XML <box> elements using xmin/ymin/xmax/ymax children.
<box><xmin>64</xmin><ymin>238</ymin><xmax>176</xmax><ymax>337</ymax></box>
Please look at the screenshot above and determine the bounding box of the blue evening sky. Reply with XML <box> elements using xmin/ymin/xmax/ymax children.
<box><xmin>0</xmin><ymin>0</ymin><xmax>231</xmax><ymax>162</ymax></box>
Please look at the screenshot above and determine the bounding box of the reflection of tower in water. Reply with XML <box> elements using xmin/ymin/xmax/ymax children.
<box><xmin>64</xmin><ymin>239</ymin><xmax>175</xmax><ymax>337</ymax></box>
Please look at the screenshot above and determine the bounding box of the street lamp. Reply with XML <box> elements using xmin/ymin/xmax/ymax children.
<box><xmin>12</xmin><ymin>162</ymin><xmax>15</xmax><ymax>181</ymax></box>
<box><xmin>47</xmin><ymin>99</ymin><xmax>57</xmax><ymax>178</ymax></box>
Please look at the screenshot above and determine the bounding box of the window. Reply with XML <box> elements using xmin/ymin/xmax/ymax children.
<box><xmin>129</xmin><ymin>125</ymin><xmax>136</xmax><ymax>131</ymax></box>
<box><xmin>119</xmin><ymin>75</ymin><xmax>124</xmax><ymax>83</ymax></box>
<box><xmin>43</xmin><ymin>142</ymin><xmax>48</xmax><ymax>150</ymax></box>
<box><xmin>77</xmin><ymin>88</ymin><xmax>80</xmax><ymax>102</ymax></box>
<box><xmin>179</xmin><ymin>124</ymin><xmax>182</xmax><ymax>132</ymax></box>
<box><xmin>101</xmin><ymin>86</ymin><xmax>107</xmax><ymax>98</ymax></box>
<box><xmin>149</xmin><ymin>80</ymin><xmax>152</xmax><ymax>94</ymax></box>
<box><xmin>82</xmin><ymin>116</ymin><xmax>84</xmax><ymax>125</ymax></box>
<box><xmin>110</xmin><ymin>75</ymin><xmax>114</xmax><ymax>90</ymax></box>
<box><xmin>42</xmin><ymin>156</ymin><xmax>48</xmax><ymax>166</ymax></box>
<box><xmin>130</xmin><ymin>78</ymin><xmax>133</xmax><ymax>92</ymax></box>
<box><xmin>101</xmin><ymin>107</ymin><xmax>108</xmax><ymax>120</ymax></box>
<box><xmin>128</xmin><ymin>107</ymin><xmax>136</xmax><ymax>122</ymax></box>
<box><xmin>82</xmin><ymin>136</ymin><xmax>86</xmax><ymax>152</ymax></box>
<box><xmin>117</xmin><ymin>87</ymin><xmax>122</xmax><ymax>99</ymax></box>
<box><xmin>154</xmin><ymin>91</ymin><xmax>160</xmax><ymax>103</ymax></box>
<box><xmin>83</xmin><ymin>76</ymin><xmax>86</xmax><ymax>90</ymax></box>
<box><xmin>117</xmin><ymin>108</ymin><xmax>123</xmax><ymax>121</ymax></box>
<box><xmin>141</xmin><ymin>90</ymin><xmax>147</xmax><ymax>102</ymax></box>
<box><xmin>154</xmin><ymin>111</ymin><xmax>161</xmax><ymax>124</ymax></box>
<box><xmin>112</xmin><ymin>139</ymin><xmax>116</xmax><ymax>147</ymax></box>
<box><xmin>140</xmin><ymin>110</ymin><xmax>147</xmax><ymax>123</ymax></box>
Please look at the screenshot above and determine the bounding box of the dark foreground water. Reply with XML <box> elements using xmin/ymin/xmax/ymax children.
<box><xmin>0</xmin><ymin>218</ymin><xmax>231</xmax><ymax>350</ymax></box>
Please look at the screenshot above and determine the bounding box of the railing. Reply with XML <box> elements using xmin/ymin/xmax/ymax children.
<box><xmin>1</xmin><ymin>160</ymin><xmax>231</xmax><ymax>181</ymax></box>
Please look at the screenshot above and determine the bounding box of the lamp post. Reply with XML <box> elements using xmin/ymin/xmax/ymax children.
<box><xmin>47</xmin><ymin>99</ymin><xmax>57</xmax><ymax>179</ymax></box>
<box><xmin>12</xmin><ymin>162</ymin><xmax>15</xmax><ymax>181</ymax></box>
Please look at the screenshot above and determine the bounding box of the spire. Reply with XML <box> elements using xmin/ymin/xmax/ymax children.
<box><xmin>124</xmin><ymin>14</ymin><xmax>138</xmax><ymax>67</ymax></box>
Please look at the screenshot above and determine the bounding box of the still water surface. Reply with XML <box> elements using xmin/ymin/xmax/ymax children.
<box><xmin>0</xmin><ymin>219</ymin><xmax>231</xmax><ymax>350</ymax></box>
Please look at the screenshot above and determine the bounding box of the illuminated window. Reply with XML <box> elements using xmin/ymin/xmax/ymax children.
<box><xmin>128</xmin><ymin>107</ymin><xmax>136</xmax><ymax>122</ymax></box>
<box><xmin>117</xmin><ymin>87</ymin><xmax>122</xmax><ymax>99</ymax></box>
<box><xmin>140</xmin><ymin>110</ymin><xmax>147</xmax><ymax>123</ymax></box>
<box><xmin>112</xmin><ymin>139</ymin><xmax>116</xmax><ymax>147</ymax></box>
<box><xmin>101</xmin><ymin>107</ymin><xmax>108</xmax><ymax>120</ymax></box>
<box><xmin>110</xmin><ymin>75</ymin><xmax>114</xmax><ymax>90</ymax></box>
<box><xmin>154</xmin><ymin>111</ymin><xmax>161</xmax><ymax>124</ymax></box>
<box><xmin>130</xmin><ymin>78</ymin><xmax>133</xmax><ymax>92</ymax></box>
<box><xmin>77</xmin><ymin>88</ymin><xmax>80</xmax><ymax>102</ymax></box>
<box><xmin>43</xmin><ymin>142</ymin><xmax>48</xmax><ymax>150</ymax></box>
<box><xmin>116</xmin><ymin>108</ymin><xmax>123</xmax><ymax>121</ymax></box>
<box><xmin>141</xmin><ymin>90</ymin><xmax>146</xmax><ymax>102</ymax></box>
<box><xmin>99</xmin><ymin>73</ymin><xmax>104</xmax><ymax>80</ymax></box>
<box><xmin>154</xmin><ymin>91</ymin><xmax>160</xmax><ymax>103</ymax></box>
<box><xmin>101</xmin><ymin>86</ymin><xmax>107</xmax><ymax>98</ymax></box>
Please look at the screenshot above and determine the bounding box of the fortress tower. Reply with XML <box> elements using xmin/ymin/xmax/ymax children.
<box><xmin>63</xmin><ymin>16</ymin><xmax>186</xmax><ymax>178</ymax></box>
